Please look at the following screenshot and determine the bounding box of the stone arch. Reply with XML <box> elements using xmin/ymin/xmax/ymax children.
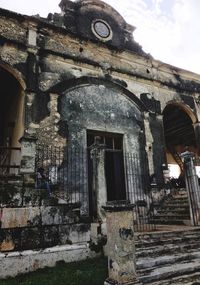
<box><xmin>165</xmin><ymin>100</ymin><xmax>197</xmax><ymax>124</ymax></box>
<box><xmin>58</xmin><ymin>79</ymin><xmax>145</xmax><ymax>147</ymax></box>
<box><xmin>56</xmin><ymin>78</ymin><xmax>148</xmax><ymax>216</ymax></box>
<box><xmin>51</xmin><ymin>76</ymin><xmax>147</xmax><ymax>114</ymax></box>
<box><xmin>162</xmin><ymin>101</ymin><xmax>198</xmax><ymax>175</ymax></box>
<box><xmin>0</xmin><ymin>63</ymin><xmax>26</xmax><ymax>173</ymax></box>
<box><xmin>0</xmin><ymin>61</ymin><xmax>26</xmax><ymax>91</ymax></box>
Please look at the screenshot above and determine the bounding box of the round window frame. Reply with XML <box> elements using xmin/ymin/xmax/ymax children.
<box><xmin>91</xmin><ymin>19</ymin><xmax>113</xmax><ymax>42</ymax></box>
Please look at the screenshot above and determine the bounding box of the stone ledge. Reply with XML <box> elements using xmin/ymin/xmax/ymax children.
<box><xmin>0</xmin><ymin>243</ymin><xmax>98</xmax><ymax>279</ymax></box>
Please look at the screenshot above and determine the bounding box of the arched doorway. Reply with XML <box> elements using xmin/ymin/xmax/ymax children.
<box><xmin>159</xmin><ymin>103</ymin><xmax>200</xmax><ymax>227</ymax></box>
<box><xmin>58</xmin><ymin>80</ymin><xmax>148</xmax><ymax>219</ymax></box>
<box><xmin>0</xmin><ymin>65</ymin><xmax>25</xmax><ymax>174</ymax></box>
<box><xmin>163</xmin><ymin>103</ymin><xmax>198</xmax><ymax>178</ymax></box>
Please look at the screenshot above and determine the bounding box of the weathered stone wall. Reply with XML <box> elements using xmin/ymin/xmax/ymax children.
<box><xmin>0</xmin><ymin>202</ymin><xmax>90</xmax><ymax>252</ymax></box>
<box><xmin>59</xmin><ymin>84</ymin><xmax>142</xmax><ymax>149</ymax></box>
<box><xmin>0</xmin><ymin>176</ymin><xmax>90</xmax><ymax>253</ymax></box>
<box><xmin>0</xmin><ymin>244</ymin><xmax>96</xmax><ymax>279</ymax></box>
<box><xmin>59</xmin><ymin>83</ymin><xmax>146</xmax><ymax>201</ymax></box>
<box><xmin>32</xmin><ymin>93</ymin><xmax>66</xmax><ymax>146</ymax></box>
<box><xmin>1</xmin><ymin>2</ymin><xmax>200</xmax><ymax>275</ymax></box>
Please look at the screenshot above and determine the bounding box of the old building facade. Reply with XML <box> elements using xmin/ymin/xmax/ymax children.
<box><xmin>1</xmin><ymin>0</ymin><xmax>200</xmax><ymax>279</ymax></box>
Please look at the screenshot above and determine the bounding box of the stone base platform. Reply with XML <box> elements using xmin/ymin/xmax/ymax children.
<box><xmin>0</xmin><ymin>243</ymin><xmax>97</xmax><ymax>279</ymax></box>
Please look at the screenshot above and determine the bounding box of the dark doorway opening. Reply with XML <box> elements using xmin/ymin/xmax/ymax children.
<box><xmin>0</xmin><ymin>66</ymin><xmax>24</xmax><ymax>175</ymax></box>
<box><xmin>163</xmin><ymin>104</ymin><xmax>197</xmax><ymax>177</ymax></box>
<box><xmin>87</xmin><ymin>130</ymin><xmax>126</xmax><ymax>218</ymax></box>
<box><xmin>105</xmin><ymin>150</ymin><xmax>126</xmax><ymax>201</ymax></box>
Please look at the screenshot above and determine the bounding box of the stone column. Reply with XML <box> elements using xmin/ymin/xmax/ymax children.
<box><xmin>193</xmin><ymin>122</ymin><xmax>200</xmax><ymax>154</ymax></box>
<box><xmin>90</xmin><ymin>136</ymin><xmax>107</xmax><ymax>221</ymax></box>
<box><xmin>181</xmin><ymin>150</ymin><xmax>200</xmax><ymax>226</ymax></box>
<box><xmin>144</xmin><ymin>112</ymin><xmax>154</xmax><ymax>177</ymax></box>
<box><xmin>103</xmin><ymin>201</ymin><xmax>140</xmax><ymax>285</ymax></box>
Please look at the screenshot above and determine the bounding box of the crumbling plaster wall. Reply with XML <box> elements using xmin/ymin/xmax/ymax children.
<box><xmin>1</xmin><ymin>7</ymin><xmax>200</xmax><ymax>183</ymax></box>
<box><xmin>0</xmin><ymin>6</ymin><xmax>200</xmax><ymax>207</ymax></box>
<box><xmin>1</xmin><ymin>5</ymin><xmax>200</xmax><ymax>277</ymax></box>
<box><xmin>59</xmin><ymin>83</ymin><xmax>144</xmax><ymax>204</ymax></box>
<box><xmin>0</xmin><ymin>11</ymin><xmax>199</xmax><ymax>130</ymax></box>
<box><xmin>59</xmin><ymin>84</ymin><xmax>142</xmax><ymax>150</ymax></box>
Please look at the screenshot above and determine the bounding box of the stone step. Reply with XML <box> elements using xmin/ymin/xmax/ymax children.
<box><xmin>135</xmin><ymin>228</ymin><xmax>200</xmax><ymax>239</ymax></box>
<box><xmin>170</xmin><ymin>192</ymin><xmax>188</xmax><ymax>196</ymax></box>
<box><xmin>163</xmin><ymin>202</ymin><xmax>189</xmax><ymax>207</ymax></box>
<box><xmin>138</xmin><ymin>258</ymin><xmax>200</xmax><ymax>284</ymax></box>
<box><xmin>150</xmin><ymin>219</ymin><xmax>189</xmax><ymax>225</ymax></box>
<box><xmin>137</xmin><ymin>251</ymin><xmax>200</xmax><ymax>270</ymax></box>
<box><xmin>152</xmin><ymin>218</ymin><xmax>190</xmax><ymax>224</ymax></box>
<box><xmin>161</xmin><ymin>202</ymin><xmax>189</xmax><ymax>207</ymax></box>
<box><xmin>158</xmin><ymin>206</ymin><xmax>189</xmax><ymax>212</ymax></box>
<box><xmin>147</xmin><ymin>271</ymin><xmax>200</xmax><ymax>285</ymax></box>
<box><xmin>166</xmin><ymin>196</ymin><xmax>188</xmax><ymax>201</ymax></box>
<box><xmin>135</xmin><ymin>228</ymin><xmax>200</xmax><ymax>284</ymax></box>
<box><xmin>151</xmin><ymin>189</ymin><xmax>190</xmax><ymax>226</ymax></box>
<box><xmin>135</xmin><ymin>234</ymin><xmax>200</xmax><ymax>246</ymax></box>
<box><xmin>156</xmin><ymin>211</ymin><xmax>190</xmax><ymax>216</ymax></box>
<box><xmin>153</xmin><ymin>214</ymin><xmax>190</xmax><ymax>219</ymax></box>
<box><xmin>157</xmin><ymin>207</ymin><xmax>189</xmax><ymax>212</ymax></box>
<box><xmin>135</xmin><ymin>234</ymin><xmax>200</xmax><ymax>249</ymax></box>
<box><xmin>136</xmin><ymin>241</ymin><xmax>200</xmax><ymax>258</ymax></box>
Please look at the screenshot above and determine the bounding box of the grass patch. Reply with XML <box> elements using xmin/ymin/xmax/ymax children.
<box><xmin>0</xmin><ymin>257</ymin><xmax>108</xmax><ymax>285</ymax></box>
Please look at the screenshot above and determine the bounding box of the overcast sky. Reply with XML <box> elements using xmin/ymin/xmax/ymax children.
<box><xmin>0</xmin><ymin>0</ymin><xmax>200</xmax><ymax>74</ymax></box>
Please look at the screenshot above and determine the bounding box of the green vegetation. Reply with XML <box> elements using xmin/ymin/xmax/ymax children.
<box><xmin>0</xmin><ymin>257</ymin><xmax>107</xmax><ymax>285</ymax></box>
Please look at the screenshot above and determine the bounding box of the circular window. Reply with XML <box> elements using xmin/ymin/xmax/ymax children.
<box><xmin>91</xmin><ymin>19</ymin><xmax>113</xmax><ymax>41</ymax></box>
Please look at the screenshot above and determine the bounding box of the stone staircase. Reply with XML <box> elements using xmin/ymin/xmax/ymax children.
<box><xmin>135</xmin><ymin>228</ymin><xmax>200</xmax><ymax>285</ymax></box>
<box><xmin>152</xmin><ymin>189</ymin><xmax>191</xmax><ymax>225</ymax></box>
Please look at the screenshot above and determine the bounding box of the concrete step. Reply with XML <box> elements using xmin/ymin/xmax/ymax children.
<box><xmin>152</xmin><ymin>191</ymin><xmax>190</xmax><ymax>226</ymax></box>
<box><xmin>137</xmin><ymin>251</ymin><xmax>200</xmax><ymax>270</ymax></box>
<box><xmin>157</xmin><ymin>208</ymin><xmax>190</xmax><ymax>214</ymax></box>
<box><xmin>163</xmin><ymin>202</ymin><xmax>189</xmax><ymax>207</ymax></box>
<box><xmin>135</xmin><ymin>234</ymin><xmax>200</xmax><ymax>249</ymax></box>
<box><xmin>136</xmin><ymin>241</ymin><xmax>200</xmax><ymax>258</ymax></box>
<box><xmin>135</xmin><ymin>228</ymin><xmax>200</xmax><ymax>240</ymax></box>
<box><xmin>172</xmin><ymin>194</ymin><xmax>188</xmax><ymax>198</ymax></box>
<box><xmin>153</xmin><ymin>214</ymin><xmax>190</xmax><ymax>219</ymax></box>
<box><xmin>147</xmin><ymin>271</ymin><xmax>200</xmax><ymax>285</ymax></box>
<box><xmin>135</xmin><ymin>228</ymin><xmax>200</xmax><ymax>284</ymax></box>
<box><xmin>150</xmin><ymin>219</ymin><xmax>188</xmax><ymax>225</ymax></box>
<box><xmin>138</xmin><ymin>259</ymin><xmax>200</xmax><ymax>284</ymax></box>
<box><xmin>165</xmin><ymin>197</ymin><xmax>188</xmax><ymax>201</ymax></box>
<box><xmin>160</xmin><ymin>205</ymin><xmax>189</xmax><ymax>209</ymax></box>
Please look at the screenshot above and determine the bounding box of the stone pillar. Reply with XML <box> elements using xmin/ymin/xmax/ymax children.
<box><xmin>90</xmin><ymin>136</ymin><xmax>107</xmax><ymax>221</ymax></box>
<box><xmin>181</xmin><ymin>150</ymin><xmax>200</xmax><ymax>226</ymax></box>
<box><xmin>103</xmin><ymin>201</ymin><xmax>140</xmax><ymax>285</ymax></box>
<box><xmin>19</xmin><ymin>134</ymin><xmax>37</xmax><ymax>174</ymax></box>
<box><xmin>193</xmin><ymin>122</ymin><xmax>200</xmax><ymax>154</ymax></box>
<box><xmin>144</xmin><ymin>112</ymin><xmax>154</xmax><ymax>177</ymax></box>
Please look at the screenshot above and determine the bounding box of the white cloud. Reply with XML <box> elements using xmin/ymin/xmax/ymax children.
<box><xmin>0</xmin><ymin>0</ymin><xmax>60</xmax><ymax>16</ymax></box>
<box><xmin>106</xmin><ymin>0</ymin><xmax>200</xmax><ymax>74</ymax></box>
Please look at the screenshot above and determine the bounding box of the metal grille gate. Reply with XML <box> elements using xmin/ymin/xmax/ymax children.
<box><xmin>35</xmin><ymin>144</ymin><xmax>156</xmax><ymax>231</ymax></box>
